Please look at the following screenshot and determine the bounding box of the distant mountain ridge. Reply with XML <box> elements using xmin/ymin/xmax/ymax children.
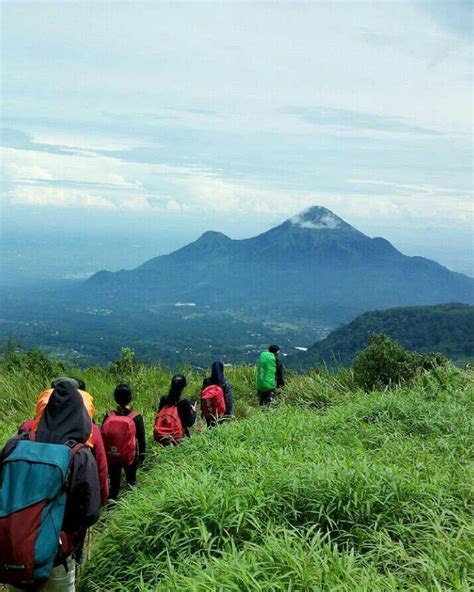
<box><xmin>290</xmin><ymin>303</ymin><xmax>474</xmax><ymax>368</ymax></box>
<box><xmin>87</xmin><ymin>206</ymin><xmax>474</xmax><ymax>323</ymax></box>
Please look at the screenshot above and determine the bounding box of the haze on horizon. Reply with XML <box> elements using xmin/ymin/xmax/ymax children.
<box><xmin>1</xmin><ymin>0</ymin><xmax>473</xmax><ymax>282</ymax></box>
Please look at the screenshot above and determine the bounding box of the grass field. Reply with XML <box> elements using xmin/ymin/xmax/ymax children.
<box><xmin>0</xmin><ymin>353</ymin><xmax>473</xmax><ymax>590</ymax></box>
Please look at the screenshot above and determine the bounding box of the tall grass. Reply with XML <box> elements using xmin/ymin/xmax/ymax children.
<box><xmin>1</xmin><ymin>357</ymin><xmax>472</xmax><ymax>590</ymax></box>
<box><xmin>77</xmin><ymin>370</ymin><xmax>472</xmax><ymax>591</ymax></box>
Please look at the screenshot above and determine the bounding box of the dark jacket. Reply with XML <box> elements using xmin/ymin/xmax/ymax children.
<box><xmin>158</xmin><ymin>396</ymin><xmax>196</xmax><ymax>437</ymax></box>
<box><xmin>276</xmin><ymin>359</ymin><xmax>285</xmax><ymax>388</ymax></box>
<box><xmin>102</xmin><ymin>407</ymin><xmax>146</xmax><ymax>464</ymax></box>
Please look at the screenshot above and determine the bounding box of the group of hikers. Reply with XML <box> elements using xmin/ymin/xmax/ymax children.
<box><xmin>0</xmin><ymin>345</ymin><xmax>284</xmax><ymax>592</ymax></box>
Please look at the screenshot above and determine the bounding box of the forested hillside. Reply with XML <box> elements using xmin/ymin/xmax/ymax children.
<box><xmin>292</xmin><ymin>303</ymin><xmax>474</xmax><ymax>369</ymax></box>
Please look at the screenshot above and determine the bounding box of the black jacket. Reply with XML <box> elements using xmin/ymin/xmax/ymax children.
<box><xmin>276</xmin><ymin>359</ymin><xmax>285</xmax><ymax>388</ymax></box>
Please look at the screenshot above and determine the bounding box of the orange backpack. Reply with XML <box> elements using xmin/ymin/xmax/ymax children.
<box><xmin>153</xmin><ymin>405</ymin><xmax>184</xmax><ymax>445</ymax></box>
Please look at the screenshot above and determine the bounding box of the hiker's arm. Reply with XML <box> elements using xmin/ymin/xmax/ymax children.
<box><xmin>179</xmin><ymin>399</ymin><xmax>197</xmax><ymax>428</ymax></box>
<box><xmin>0</xmin><ymin>436</ymin><xmax>20</xmax><ymax>469</ymax></box>
<box><xmin>276</xmin><ymin>361</ymin><xmax>285</xmax><ymax>388</ymax></box>
<box><xmin>134</xmin><ymin>414</ymin><xmax>146</xmax><ymax>463</ymax></box>
<box><xmin>64</xmin><ymin>449</ymin><xmax>101</xmax><ymax>531</ymax></box>
<box><xmin>91</xmin><ymin>424</ymin><xmax>109</xmax><ymax>505</ymax></box>
<box><xmin>223</xmin><ymin>380</ymin><xmax>234</xmax><ymax>415</ymax></box>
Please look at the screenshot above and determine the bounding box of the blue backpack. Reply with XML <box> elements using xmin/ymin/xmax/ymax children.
<box><xmin>0</xmin><ymin>439</ymin><xmax>82</xmax><ymax>590</ymax></box>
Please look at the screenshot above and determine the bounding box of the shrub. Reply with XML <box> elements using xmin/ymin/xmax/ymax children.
<box><xmin>1</xmin><ymin>343</ymin><xmax>69</xmax><ymax>382</ymax></box>
<box><xmin>108</xmin><ymin>347</ymin><xmax>140</xmax><ymax>380</ymax></box>
<box><xmin>352</xmin><ymin>333</ymin><xmax>447</xmax><ymax>391</ymax></box>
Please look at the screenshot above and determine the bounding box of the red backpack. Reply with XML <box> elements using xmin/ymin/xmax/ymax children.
<box><xmin>153</xmin><ymin>405</ymin><xmax>184</xmax><ymax>445</ymax></box>
<box><xmin>101</xmin><ymin>411</ymin><xmax>138</xmax><ymax>466</ymax></box>
<box><xmin>201</xmin><ymin>385</ymin><xmax>226</xmax><ymax>421</ymax></box>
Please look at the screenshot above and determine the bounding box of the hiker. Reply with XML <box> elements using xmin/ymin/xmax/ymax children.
<box><xmin>201</xmin><ymin>361</ymin><xmax>234</xmax><ymax>426</ymax></box>
<box><xmin>20</xmin><ymin>377</ymin><xmax>109</xmax><ymax>505</ymax></box>
<box><xmin>154</xmin><ymin>374</ymin><xmax>196</xmax><ymax>445</ymax></box>
<box><xmin>32</xmin><ymin>377</ymin><xmax>95</xmax><ymax>444</ymax></box>
<box><xmin>256</xmin><ymin>344</ymin><xmax>285</xmax><ymax>406</ymax></box>
<box><xmin>0</xmin><ymin>381</ymin><xmax>100</xmax><ymax>592</ymax></box>
<box><xmin>101</xmin><ymin>383</ymin><xmax>146</xmax><ymax>500</ymax></box>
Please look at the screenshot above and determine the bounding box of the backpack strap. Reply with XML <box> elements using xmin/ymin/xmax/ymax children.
<box><xmin>63</xmin><ymin>441</ymin><xmax>85</xmax><ymax>470</ymax></box>
<box><xmin>127</xmin><ymin>410</ymin><xmax>140</xmax><ymax>420</ymax></box>
<box><xmin>70</xmin><ymin>443</ymin><xmax>85</xmax><ymax>456</ymax></box>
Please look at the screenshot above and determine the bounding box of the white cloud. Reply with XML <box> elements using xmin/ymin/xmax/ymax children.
<box><xmin>31</xmin><ymin>132</ymin><xmax>143</xmax><ymax>153</ymax></box>
<box><xmin>5</xmin><ymin>162</ymin><xmax>54</xmax><ymax>181</ymax></box>
<box><xmin>347</xmin><ymin>178</ymin><xmax>473</xmax><ymax>197</ymax></box>
<box><xmin>2</xmin><ymin>146</ymin><xmax>472</xmax><ymax>231</ymax></box>
<box><xmin>11</xmin><ymin>186</ymin><xmax>116</xmax><ymax>209</ymax></box>
<box><xmin>1</xmin><ymin>146</ymin><xmax>198</xmax><ymax>211</ymax></box>
<box><xmin>166</xmin><ymin>199</ymin><xmax>185</xmax><ymax>211</ymax></box>
<box><xmin>180</xmin><ymin>173</ymin><xmax>473</xmax><ymax>230</ymax></box>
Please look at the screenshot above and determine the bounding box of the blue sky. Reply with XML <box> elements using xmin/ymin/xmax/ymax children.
<box><xmin>1</xmin><ymin>0</ymin><xmax>473</xmax><ymax>279</ymax></box>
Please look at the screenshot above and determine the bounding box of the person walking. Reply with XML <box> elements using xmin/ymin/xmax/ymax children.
<box><xmin>201</xmin><ymin>361</ymin><xmax>234</xmax><ymax>426</ymax></box>
<box><xmin>256</xmin><ymin>344</ymin><xmax>285</xmax><ymax>406</ymax></box>
<box><xmin>0</xmin><ymin>381</ymin><xmax>101</xmax><ymax>592</ymax></box>
<box><xmin>20</xmin><ymin>377</ymin><xmax>109</xmax><ymax>505</ymax></box>
<box><xmin>154</xmin><ymin>375</ymin><xmax>196</xmax><ymax>445</ymax></box>
<box><xmin>101</xmin><ymin>383</ymin><xmax>146</xmax><ymax>500</ymax></box>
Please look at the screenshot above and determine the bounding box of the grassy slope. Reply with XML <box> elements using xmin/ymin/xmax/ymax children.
<box><xmin>1</xmin><ymin>364</ymin><xmax>473</xmax><ymax>590</ymax></box>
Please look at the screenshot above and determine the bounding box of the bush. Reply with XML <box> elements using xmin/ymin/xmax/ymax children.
<box><xmin>108</xmin><ymin>347</ymin><xmax>141</xmax><ymax>380</ymax></box>
<box><xmin>352</xmin><ymin>333</ymin><xmax>447</xmax><ymax>391</ymax></box>
<box><xmin>1</xmin><ymin>342</ymin><xmax>70</xmax><ymax>382</ymax></box>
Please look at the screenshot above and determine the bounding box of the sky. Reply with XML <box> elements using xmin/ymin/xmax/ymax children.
<box><xmin>1</xmin><ymin>0</ymin><xmax>473</xmax><ymax>281</ymax></box>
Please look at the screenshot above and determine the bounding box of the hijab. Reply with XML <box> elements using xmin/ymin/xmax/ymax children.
<box><xmin>166</xmin><ymin>374</ymin><xmax>187</xmax><ymax>405</ymax></box>
<box><xmin>36</xmin><ymin>381</ymin><xmax>91</xmax><ymax>445</ymax></box>
<box><xmin>209</xmin><ymin>361</ymin><xmax>225</xmax><ymax>386</ymax></box>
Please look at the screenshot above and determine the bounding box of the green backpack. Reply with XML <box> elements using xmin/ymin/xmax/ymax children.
<box><xmin>256</xmin><ymin>352</ymin><xmax>277</xmax><ymax>391</ymax></box>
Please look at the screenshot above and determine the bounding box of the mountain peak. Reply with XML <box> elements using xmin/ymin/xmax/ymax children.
<box><xmin>197</xmin><ymin>230</ymin><xmax>231</xmax><ymax>243</ymax></box>
<box><xmin>290</xmin><ymin>206</ymin><xmax>346</xmax><ymax>230</ymax></box>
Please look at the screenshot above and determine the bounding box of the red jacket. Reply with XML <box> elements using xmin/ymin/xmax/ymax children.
<box><xmin>18</xmin><ymin>419</ymin><xmax>109</xmax><ymax>505</ymax></box>
<box><xmin>91</xmin><ymin>423</ymin><xmax>109</xmax><ymax>504</ymax></box>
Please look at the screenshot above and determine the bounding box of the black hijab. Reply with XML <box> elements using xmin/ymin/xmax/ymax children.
<box><xmin>36</xmin><ymin>381</ymin><xmax>91</xmax><ymax>445</ymax></box>
<box><xmin>210</xmin><ymin>361</ymin><xmax>225</xmax><ymax>386</ymax></box>
<box><xmin>166</xmin><ymin>374</ymin><xmax>187</xmax><ymax>405</ymax></box>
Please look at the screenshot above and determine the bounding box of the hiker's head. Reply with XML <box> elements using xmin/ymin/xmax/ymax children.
<box><xmin>168</xmin><ymin>374</ymin><xmax>187</xmax><ymax>403</ymax></box>
<box><xmin>269</xmin><ymin>344</ymin><xmax>280</xmax><ymax>356</ymax></box>
<box><xmin>51</xmin><ymin>376</ymin><xmax>80</xmax><ymax>389</ymax></box>
<box><xmin>114</xmin><ymin>383</ymin><xmax>133</xmax><ymax>406</ymax></box>
<box><xmin>36</xmin><ymin>381</ymin><xmax>91</xmax><ymax>445</ymax></box>
<box><xmin>210</xmin><ymin>361</ymin><xmax>225</xmax><ymax>386</ymax></box>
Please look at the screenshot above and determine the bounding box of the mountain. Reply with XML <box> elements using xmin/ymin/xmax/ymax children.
<box><xmin>86</xmin><ymin>206</ymin><xmax>474</xmax><ymax>323</ymax></box>
<box><xmin>290</xmin><ymin>303</ymin><xmax>474</xmax><ymax>369</ymax></box>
